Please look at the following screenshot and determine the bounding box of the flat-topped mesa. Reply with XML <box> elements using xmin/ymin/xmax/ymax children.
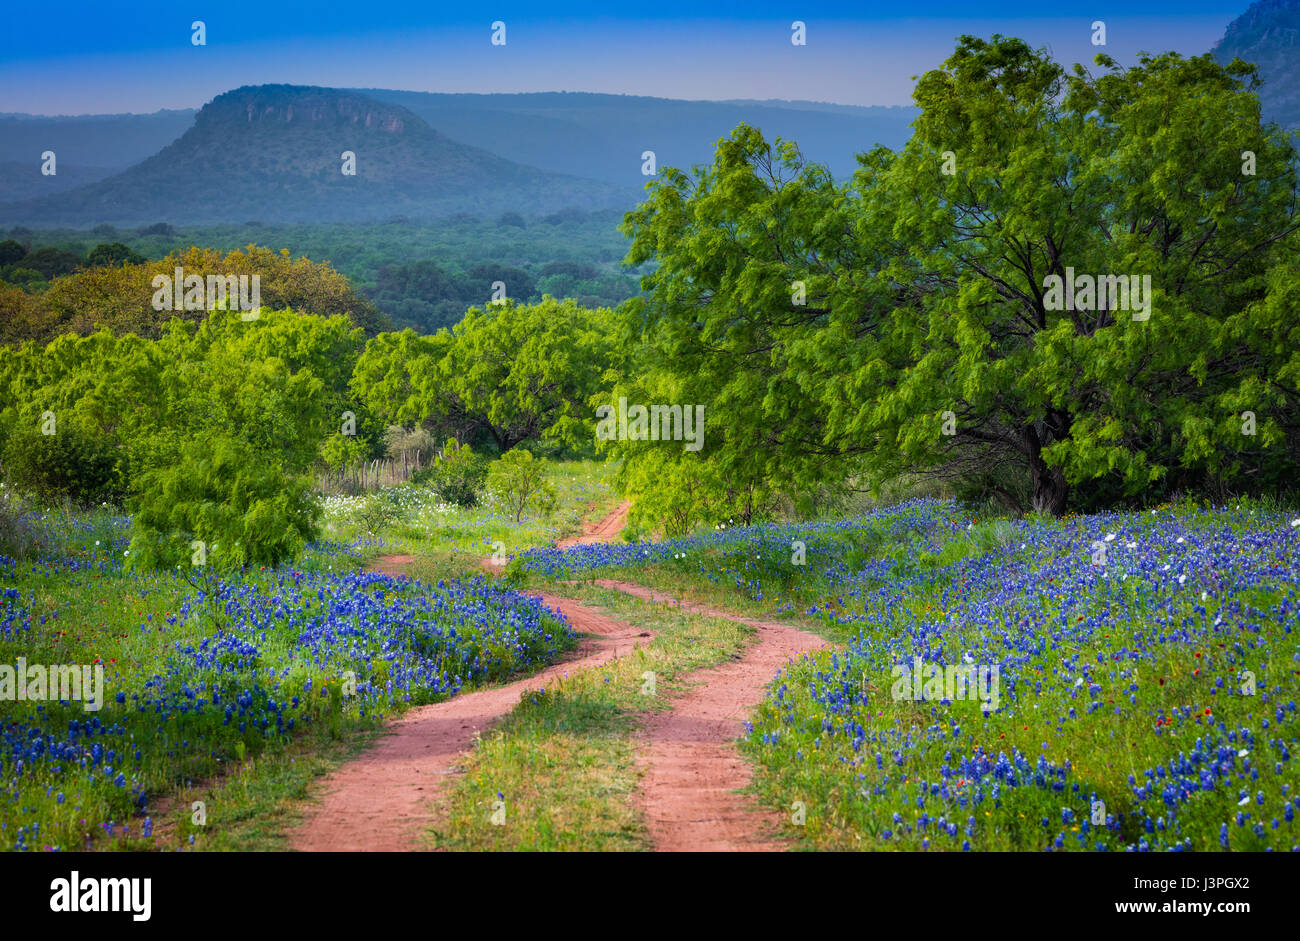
<box><xmin>200</xmin><ymin>85</ymin><xmax>413</xmax><ymax>135</ymax></box>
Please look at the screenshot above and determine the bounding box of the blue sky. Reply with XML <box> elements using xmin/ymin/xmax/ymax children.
<box><xmin>0</xmin><ymin>2</ymin><xmax>1247</xmax><ymax>114</ymax></box>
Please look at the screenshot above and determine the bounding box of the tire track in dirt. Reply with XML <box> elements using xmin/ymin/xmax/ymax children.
<box><xmin>340</xmin><ymin>512</ymin><xmax>822</xmax><ymax>852</ymax></box>
<box><xmin>290</xmin><ymin>563</ymin><xmax>651</xmax><ymax>851</ymax></box>
<box><xmin>592</xmin><ymin>579</ymin><xmax>827</xmax><ymax>852</ymax></box>
<box><xmin>557</xmin><ymin>500</ymin><xmax>630</xmax><ymax>548</ymax></box>
<box><xmin>476</xmin><ymin>501</ymin><xmax>632</xmax><ymax>578</ymax></box>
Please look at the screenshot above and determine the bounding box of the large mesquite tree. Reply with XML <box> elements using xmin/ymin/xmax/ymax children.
<box><xmin>622</xmin><ymin>36</ymin><xmax>1300</xmax><ymax>514</ymax></box>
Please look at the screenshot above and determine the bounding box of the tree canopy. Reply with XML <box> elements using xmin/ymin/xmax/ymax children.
<box><xmin>619</xmin><ymin>38</ymin><xmax>1300</xmax><ymax>518</ymax></box>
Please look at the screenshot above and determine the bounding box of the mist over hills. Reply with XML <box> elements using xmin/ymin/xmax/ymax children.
<box><xmin>0</xmin><ymin>109</ymin><xmax>196</xmax><ymax>170</ymax></box>
<box><xmin>2</xmin><ymin>1</ymin><xmax>1298</xmax><ymax>230</ymax></box>
<box><xmin>0</xmin><ymin>110</ymin><xmax>197</xmax><ymax>203</ymax></box>
<box><xmin>0</xmin><ymin>87</ymin><xmax>916</xmax><ymax>228</ymax></box>
<box><xmin>354</xmin><ymin>90</ymin><xmax>918</xmax><ymax>187</ymax></box>
<box><xmin>0</xmin><ymin>160</ymin><xmax>120</xmax><ymax>201</ymax></box>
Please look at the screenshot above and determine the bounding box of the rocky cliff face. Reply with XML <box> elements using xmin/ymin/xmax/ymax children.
<box><xmin>1213</xmin><ymin>0</ymin><xmax>1300</xmax><ymax>128</ymax></box>
<box><xmin>203</xmin><ymin>86</ymin><xmax>412</xmax><ymax>134</ymax></box>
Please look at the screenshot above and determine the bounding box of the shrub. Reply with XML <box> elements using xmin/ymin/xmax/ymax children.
<box><xmin>485</xmin><ymin>448</ymin><xmax>555</xmax><ymax>522</ymax></box>
<box><xmin>413</xmin><ymin>437</ymin><xmax>487</xmax><ymax>507</ymax></box>
<box><xmin>354</xmin><ymin>489</ymin><xmax>404</xmax><ymax>535</ymax></box>
<box><xmin>127</xmin><ymin>436</ymin><xmax>320</xmax><ymax>570</ymax></box>
<box><xmin>1</xmin><ymin>421</ymin><xmax>123</xmax><ymax>507</ymax></box>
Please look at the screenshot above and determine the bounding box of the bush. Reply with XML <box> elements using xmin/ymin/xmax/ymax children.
<box><xmin>413</xmin><ymin>437</ymin><xmax>487</xmax><ymax>507</ymax></box>
<box><xmin>127</xmin><ymin>436</ymin><xmax>320</xmax><ymax>570</ymax></box>
<box><xmin>354</xmin><ymin>489</ymin><xmax>404</xmax><ymax>535</ymax></box>
<box><xmin>1</xmin><ymin>421</ymin><xmax>123</xmax><ymax>507</ymax></box>
<box><xmin>485</xmin><ymin>448</ymin><xmax>555</xmax><ymax>522</ymax></box>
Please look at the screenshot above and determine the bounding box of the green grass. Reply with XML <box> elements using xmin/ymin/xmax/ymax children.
<box><xmin>426</xmin><ymin>583</ymin><xmax>771</xmax><ymax>851</ymax></box>
<box><xmin>155</xmin><ymin>719</ymin><xmax>387</xmax><ymax>852</ymax></box>
<box><xmin>322</xmin><ymin>458</ymin><xmax>620</xmax><ymax>574</ymax></box>
<box><xmin>534</xmin><ymin>499</ymin><xmax>1300</xmax><ymax>852</ymax></box>
<box><xmin>0</xmin><ymin>458</ymin><xmax>629</xmax><ymax>851</ymax></box>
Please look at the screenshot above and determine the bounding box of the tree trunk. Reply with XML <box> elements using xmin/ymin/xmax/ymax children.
<box><xmin>1023</xmin><ymin>424</ymin><xmax>1068</xmax><ymax>515</ymax></box>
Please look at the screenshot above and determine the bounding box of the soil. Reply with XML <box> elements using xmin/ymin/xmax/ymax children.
<box><xmin>291</xmin><ymin>506</ymin><xmax>826</xmax><ymax>852</ymax></box>
<box><xmin>557</xmin><ymin>501</ymin><xmax>630</xmax><ymax>548</ymax></box>
<box><xmin>368</xmin><ymin>554</ymin><xmax>416</xmax><ymax>577</ymax></box>
<box><xmin>593</xmin><ymin>579</ymin><xmax>827</xmax><ymax>851</ymax></box>
<box><xmin>290</xmin><ymin>585</ymin><xmax>651</xmax><ymax>851</ymax></box>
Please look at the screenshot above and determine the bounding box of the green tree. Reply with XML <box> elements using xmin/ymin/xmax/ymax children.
<box><xmin>434</xmin><ymin>297</ymin><xmax>619</xmax><ymax>451</ymax></box>
<box><xmin>485</xmin><ymin>448</ymin><xmax>555</xmax><ymax>522</ymax></box>
<box><xmin>127</xmin><ymin>435</ymin><xmax>320</xmax><ymax>570</ymax></box>
<box><xmin>621</xmin><ymin>37</ymin><xmax>1300</xmax><ymax>513</ymax></box>
<box><xmin>349</xmin><ymin>329</ymin><xmax>447</xmax><ymax>428</ymax></box>
<box><xmin>0</xmin><ymin>240</ymin><xmax>26</xmax><ymax>266</ymax></box>
<box><xmin>86</xmin><ymin>242</ymin><xmax>146</xmax><ymax>267</ymax></box>
<box><xmin>850</xmin><ymin>39</ymin><xmax>1299</xmax><ymax>511</ymax></box>
<box><xmin>22</xmin><ymin>247</ymin><xmax>82</xmax><ymax>280</ymax></box>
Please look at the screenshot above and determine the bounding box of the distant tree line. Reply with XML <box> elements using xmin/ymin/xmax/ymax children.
<box><xmin>0</xmin><ymin>238</ymin><xmax>145</xmax><ymax>287</ymax></box>
<box><xmin>368</xmin><ymin>258</ymin><xmax>638</xmax><ymax>333</ymax></box>
<box><xmin>1</xmin><ymin>211</ymin><xmax>644</xmax><ymax>335</ymax></box>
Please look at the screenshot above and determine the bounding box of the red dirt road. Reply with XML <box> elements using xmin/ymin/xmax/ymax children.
<box><xmin>557</xmin><ymin>500</ymin><xmax>630</xmax><ymax>548</ymax></box>
<box><xmin>290</xmin><ymin>588</ymin><xmax>650</xmax><ymax>851</ymax></box>
<box><xmin>594</xmin><ymin>579</ymin><xmax>827</xmax><ymax>852</ymax></box>
<box><xmin>295</xmin><ymin>506</ymin><xmax>826</xmax><ymax>852</ymax></box>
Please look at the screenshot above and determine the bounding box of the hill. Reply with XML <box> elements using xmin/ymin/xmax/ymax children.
<box><xmin>0</xmin><ymin>109</ymin><xmax>197</xmax><ymax>206</ymax></box>
<box><xmin>1213</xmin><ymin>0</ymin><xmax>1300</xmax><ymax>128</ymax></box>
<box><xmin>0</xmin><ymin>86</ymin><xmax>633</xmax><ymax>226</ymax></box>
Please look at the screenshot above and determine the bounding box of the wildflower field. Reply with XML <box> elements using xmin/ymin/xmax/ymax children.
<box><xmin>0</xmin><ymin>499</ymin><xmax>573</xmax><ymax>852</ymax></box>
<box><xmin>520</xmin><ymin>498</ymin><xmax>1300</xmax><ymax>851</ymax></box>
<box><xmin>4</xmin><ymin>457</ymin><xmax>1298</xmax><ymax>855</ymax></box>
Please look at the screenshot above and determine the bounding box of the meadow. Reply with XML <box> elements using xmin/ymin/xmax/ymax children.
<box><xmin>0</xmin><ymin>463</ymin><xmax>612</xmax><ymax>851</ymax></box>
<box><xmin>4</xmin><ymin>454</ymin><xmax>1298</xmax><ymax>852</ymax></box>
<box><xmin>517</xmin><ymin>497</ymin><xmax>1300</xmax><ymax>851</ymax></box>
